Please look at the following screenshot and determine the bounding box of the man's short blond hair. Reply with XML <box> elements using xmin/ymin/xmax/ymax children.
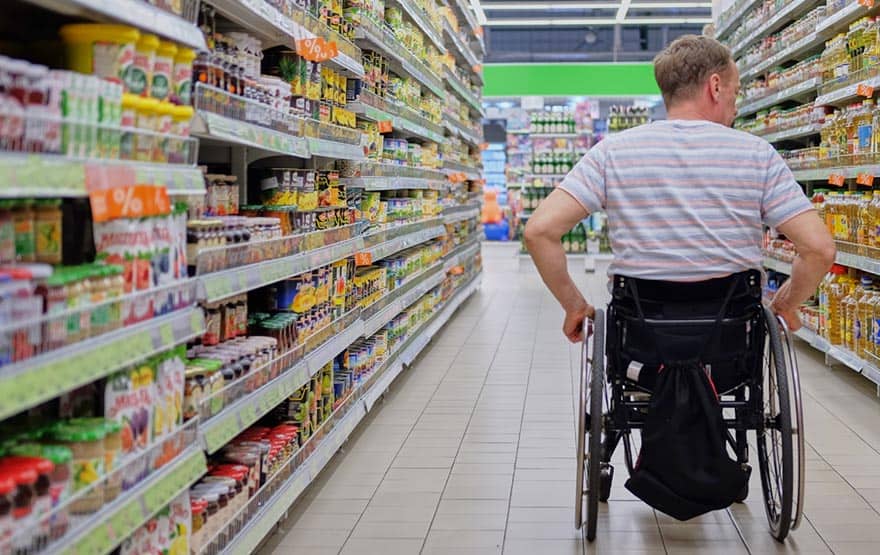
<box><xmin>653</xmin><ymin>35</ymin><xmax>733</xmax><ymax>106</ymax></box>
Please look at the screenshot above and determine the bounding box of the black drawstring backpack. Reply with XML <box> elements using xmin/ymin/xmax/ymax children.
<box><xmin>622</xmin><ymin>276</ymin><xmax>751</xmax><ymax>521</ymax></box>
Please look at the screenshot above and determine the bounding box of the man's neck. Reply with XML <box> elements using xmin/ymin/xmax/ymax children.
<box><xmin>666</xmin><ymin>102</ymin><xmax>716</xmax><ymax>122</ymax></box>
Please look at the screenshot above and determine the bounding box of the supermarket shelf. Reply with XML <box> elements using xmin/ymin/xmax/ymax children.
<box><xmin>354</xmin><ymin>19</ymin><xmax>446</xmax><ymax>98</ymax></box>
<box><xmin>200</xmin><ymin>321</ymin><xmax>365</xmax><ymax>454</ymax></box>
<box><xmin>350</xmin><ymin>163</ymin><xmax>449</xmax><ymax>184</ymax></box>
<box><xmin>306</xmin><ymin>136</ymin><xmax>366</xmax><ymax>160</ymax></box>
<box><xmin>443</xmin><ymin>236</ymin><xmax>482</xmax><ymax>272</ymax></box>
<box><xmin>220</xmin><ymin>274</ymin><xmax>479</xmax><ymax>555</ymax></box>
<box><xmin>0</xmin><ymin>153</ymin><xmax>205</xmax><ymax>197</ymax></box>
<box><xmin>208</xmin><ymin>0</ymin><xmax>365</xmax><ymax>77</ymax></box>
<box><xmin>442</xmin><ymin>160</ymin><xmax>482</xmax><ymax>181</ymax></box>
<box><xmin>362</xmin><ymin>224</ymin><xmax>447</xmax><ymax>262</ymax></box>
<box><xmin>524</xmin><ymin>172</ymin><xmax>569</xmax><ymax>180</ymax></box>
<box><xmin>223</xmin><ymin>398</ymin><xmax>369</xmax><ymax>555</ymax></box>
<box><xmin>443</xmin><ymin>115</ymin><xmax>483</xmax><ymax>147</ymax></box>
<box><xmin>791</xmin><ymin>163</ymin><xmax>880</xmax><ymax>181</ymax></box>
<box><xmin>816</xmin><ymin>2</ymin><xmax>879</xmax><ymax>36</ymax></box>
<box><xmin>529</xmin><ymin>133</ymin><xmax>583</xmax><ymax>139</ymax></box>
<box><xmin>193</xmin><ymin>111</ymin><xmax>310</xmax><ymax>159</ymax></box>
<box><xmin>0</xmin><ymin>306</ymin><xmax>204</xmax><ymax>421</ymax></box>
<box><xmin>755</xmin><ymin>123</ymin><xmax>822</xmax><ymax>143</ymax></box>
<box><xmin>740</xmin><ymin>32</ymin><xmax>825</xmax><ymax>81</ymax></box>
<box><xmin>763</xmin><ymin>256</ymin><xmax>793</xmax><ymax>275</ymax></box>
<box><xmin>56</xmin><ymin>446</ymin><xmax>207</xmax><ymax>555</ymax></box>
<box><xmin>388</xmin><ymin>0</ymin><xmax>446</xmax><ymax>52</ymax></box>
<box><xmin>716</xmin><ymin>0</ymin><xmax>761</xmax><ymax>41</ymax></box>
<box><xmin>766</xmin><ymin>250</ymin><xmax>880</xmax><ymax>277</ymax></box>
<box><xmin>448</xmin><ymin>0</ymin><xmax>485</xmax><ymax>55</ymax></box>
<box><xmin>362</xmin><ymin>264</ymin><xmax>447</xmax><ymax>337</ymax></box>
<box><xmin>737</xmin><ymin>78</ymin><xmax>822</xmax><ymax>117</ymax></box>
<box><xmin>730</xmin><ymin>0</ymin><xmax>817</xmax><ymax>59</ymax></box>
<box><xmin>835</xmin><ymin>250</ymin><xmax>880</xmax><ymax>276</ymax></box>
<box><xmin>23</xmin><ymin>0</ymin><xmax>207</xmax><ymax>50</ymax></box>
<box><xmin>341</xmin><ymin>175</ymin><xmax>447</xmax><ymax>190</ymax></box>
<box><xmin>200</xmin><ymin>235</ymin><xmax>365</xmax><ymax>302</ymax></box>
<box><xmin>443</xmin><ymin>203</ymin><xmax>480</xmax><ymax>224</ymax></box>
<box><xmin>443</xmin><ymin>19</ymin><xmax>481</xmax><ymax>76</ymax></box>
<box><xmin>364</xmin><ymin>274</ymin><xmax>480</xmax><ymax>409</ymax></box>
<box><xmin>793</xmin><ymin>327</ymin><xmax>880</xmax><ymax>387</ymax></box>
<box><xmin>445</xmin><ymin>67</ymin><xmax>485</xmax><ymax>116</ymax></box>
<box><xmin>347</xmin><ymin>94</ymin><xmax>445</xmax><ymax>143</ymax></box>
<box><xmin>815</xmin><ymin>73</ymin><xmax>880</xmax><ymax>107</ymax></box>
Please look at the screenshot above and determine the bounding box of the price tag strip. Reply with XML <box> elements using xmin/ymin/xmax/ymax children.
<box><xmin>196</xmin><ymin>111</ymin><xmax>310</xmax><ymax>159</ymax></box>
<box><xmin>61</xmin><ymin>447</ymin><xmax>207</xmax><ymax>555</ymax></box>
<box><xmin>200</xmin><ymin>236</ymin><xmax>365</xmax><ymax>302</ymax></box>
<box><xmin>0</xmin><ymin>307</ymin><xmax>205</xmax><ymax>421</ymax></box>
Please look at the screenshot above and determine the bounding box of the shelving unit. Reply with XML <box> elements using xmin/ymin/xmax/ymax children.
<box><xmin>719</xmin><ymin>0</ymin><xmax>880</xmax><ymax>389</ymax></box>
<box><xmin>0</xmin><ymin>0</ymin><xmax>484</xmax><ymax>553</ymax></box>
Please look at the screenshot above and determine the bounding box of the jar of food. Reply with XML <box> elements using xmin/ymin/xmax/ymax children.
<box><xmin>1</xmin><ymin>463</ymin><xmax>37</xmax><ymax>554</ymax></box>
<box><xmin>12</xmin><ymin>200</ymin><xmax>35</xmax><ymax>263</ymax></box>
<box><xmin>150</xmin><ymin>41</ymin><xmax>177</xmax><ymax>102</ymax></box>
<box><xmin>49</xmin><ymin>423</ymin><xmax>106</xmax><ymax>514</ymax></box>
<box><xmin>189</xmin><ymin>499</ymin><xmax>207</xmax><ymax>553</ymax></box>
<box><xmin>131</xmin><ymin>33</ymin><xmax>159</xmax><ymax>97</ymax></box>
<box><xmin>135</xmin><ymin>97</ymin><xmax>159</xmax><ymax>161</ymax></box>
<box><xmin>33</xmin><ymin>200</ymin><xmax>62</xmax><ymax>265</ymax></box>
<box><xmin>172</xmin><ymin>48</ymin><xmax>196</xmax><ymax>105</ymax></box>
<box><xmin>2</xmin><ymin>457</ymin><xmax>53</xmax><ymax>551</ymax></box>
<box><xmin>119</xmin><ymin>93</ymin><xmax>141</xmax><ymax>160</ymax></box>
<box><xmin>59</xmin><ymin>24</ymin><xmax>140</xmax><ymax>88</ymax></box>
<box><xmin>8</xmin><ymin>443</ymin><xmax>72</xmax><ymax>542</ymax></box>
<box><xmin>0</xmin><ymin>201</ymin><xmax>16</xmax><ymax>264</ymax></box>
<box><xmin>71</xmin><ymin>418</ymin><xmax>122</xmax><ymax>501</ymax></box>
<box><xmin>155</xmin><ymin>102</ymin><xmax>175</xmax><ymax>163</ymax></box>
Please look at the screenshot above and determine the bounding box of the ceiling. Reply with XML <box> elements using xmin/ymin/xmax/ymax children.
<box><xmin>477</xmin><ymin>0</ymin><xmax>712</xmax><ymax>63</ymax></box>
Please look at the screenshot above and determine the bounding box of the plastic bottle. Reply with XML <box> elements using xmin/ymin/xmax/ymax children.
<box><xmin>856</xmin><ymin>276</ymin><xmax>875</xmax><ymax>357</ymax></box>
<box><xmin>844</xmin><ymin>275</ymin><xmax>864</xmax><ymax>351</ymax></box>
<box><xmin>826</xmin><ymin>264</ymin><xmax>849</xmax><ymax>345</ymax></box>
<box><xmin>857</xmin><ymin>192</ymin><xmax>872</xmax><ymax>256</ymax></box>
<box><xmin>818</xmin><ymin>269</ymin><xmax>834</xmax><ymax>337</ymax></box>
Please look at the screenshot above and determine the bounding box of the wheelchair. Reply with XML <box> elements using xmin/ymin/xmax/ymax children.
<box><xmin>575</xmin><ymin>271</ymin><xmax>805</xmax><ymax>542</ymax></box>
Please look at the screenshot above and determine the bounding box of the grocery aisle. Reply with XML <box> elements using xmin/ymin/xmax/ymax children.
<box><xmin>257</xmin><ymin>243</ymin><xmax>880</xmax><ymax>555</ymax></box>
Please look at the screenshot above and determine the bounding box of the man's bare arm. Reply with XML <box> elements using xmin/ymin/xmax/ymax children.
<box><xmin>771</xmin><ymin>210</ymin><xmax>836</xmax><ymax>330</ymax></box>
<box><xmin>524</xmin><ymin>188</ymin><xmax>595</xmax><ymax>342</ymax></box>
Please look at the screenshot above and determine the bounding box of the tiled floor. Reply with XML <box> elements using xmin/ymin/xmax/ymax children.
<box><xmin>258</xmin><ymin>243</ymin><xmax>880</xmax><ymax>554</ymax></box>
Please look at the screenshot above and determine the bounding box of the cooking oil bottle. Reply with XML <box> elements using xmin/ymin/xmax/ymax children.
<box><xmin>844</xmin><ymin>275</ymin><xmax>865</xmax><ymax>351</ymax></box>
<box><xmin>826</xmin><ymin>264</ymin><xmax>849</xmax><ymax>345</ymax></box>
<box><xmin>856</xmin><ymin>276</ymin><xmax>875</xmax><ymax>357</ymax></box>
<box><xmin>858</xmin><ymin>192</ymin><xmax>872</xmax><ymax>255</ymax></box>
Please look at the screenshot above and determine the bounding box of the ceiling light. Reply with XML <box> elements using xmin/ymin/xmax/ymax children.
<box><xmin>485</xmin><ymin>16</ymin><xmax>713</xmax><ymax>26</ymax></box>
<box><xmin>480</xmin><ymin>2</ymin><xmax>712</xmax><ymax>10</ymax></box>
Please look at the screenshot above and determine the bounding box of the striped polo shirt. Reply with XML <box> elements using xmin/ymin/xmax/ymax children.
<box><xmin>559</xmin><ymin>119</ymin><xmax>813</xmax><ymax>282</ymax></box>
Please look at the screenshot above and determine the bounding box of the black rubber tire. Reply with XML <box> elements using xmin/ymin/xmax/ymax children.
<box><xmin>757</xmin><ymin>307</ymin><xmax>794</xmax><ymax>542</ymax></box>
<box><xmin>585</xmin><ymin>309</ymin><xmax>605</xmax><ymax>542</ymax></box>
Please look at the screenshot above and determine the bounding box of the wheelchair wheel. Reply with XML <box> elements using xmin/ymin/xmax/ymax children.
<box><xmin>757</xmin><ymin>307</ymin><xmax>794</xmax><ymax>542</ymax></box>
<box><xmin>575</xmin><ymin>308</ymin><xmax>605</xmax><ymax>541</ymax></box>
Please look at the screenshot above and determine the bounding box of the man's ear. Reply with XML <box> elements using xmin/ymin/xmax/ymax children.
<box><xmin>708</xmin><ymin>73</ymin><xmax>722</xmax><ymax>102</ymax></box>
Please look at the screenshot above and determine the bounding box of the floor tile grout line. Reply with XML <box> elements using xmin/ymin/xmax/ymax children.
<box><xmin>653</xmin><ymin>506</ymin><xmax>670</xmax><ymax>554</ymax></box>
<box><xmin>336</xmin><ymin>291</ymin><xmax>486</xmax><ymax>553</ymax></box>
<box><xmin>500</xmin><ymin>278</ymin><xmax>545</xmax><ymax>555</ymax></box>
<box><xmin>418</xmin><ymin>287</ymin><xmax>519</xmax><ymax>554</ymax></box>
<box><xmin>800</xmin><ymin>379</ymin><xmax>880</xmax><ymax>458</ymax></box>
<box><xmin>724</xmin><ymin>507</ymin><xmax>753</xmax><ymax>554</ymax></box>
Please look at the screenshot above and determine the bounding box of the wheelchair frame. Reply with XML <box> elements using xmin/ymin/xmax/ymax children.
<box><xmin>575</xmin><ymin>306</ymin><xmax>805</xmax><ymax>542</ymax></box>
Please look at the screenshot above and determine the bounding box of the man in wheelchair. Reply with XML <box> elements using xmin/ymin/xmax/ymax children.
<box><xmin>523</xmin><ymin>35</ymin><xmax>836</xmax><ymax>542</ymax></box>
